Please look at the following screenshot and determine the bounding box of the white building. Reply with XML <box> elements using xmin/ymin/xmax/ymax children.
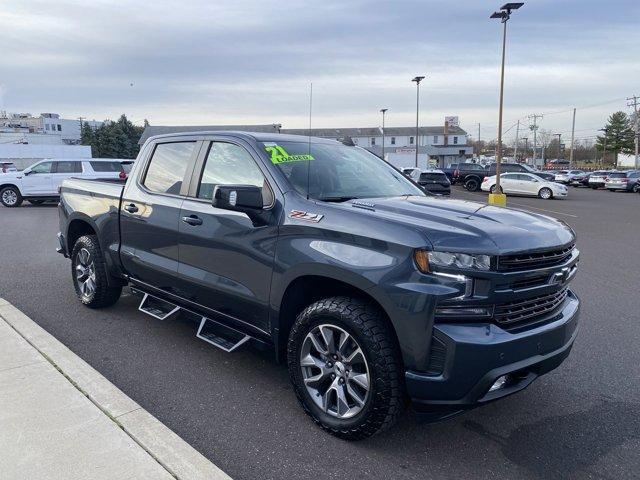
<box><xmin>281</xmin><ymin>125</ymin><xmax>472</xmax><ymax>167</ymax></box>
<box><xmin>0</xmin><ymin>112</ymin><xmax>102</xmax><ymax>145</ymax></box>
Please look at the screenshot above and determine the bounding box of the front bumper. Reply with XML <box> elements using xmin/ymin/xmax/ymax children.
<box><xmin>605</xmin><ymin>183</ymin><xmax>629</xmax><ymax>190</ymax></box>
<box><xmin>406</xmin><ymin>290</ymin><xmax>579</xmax><ymax>419</ymax></box>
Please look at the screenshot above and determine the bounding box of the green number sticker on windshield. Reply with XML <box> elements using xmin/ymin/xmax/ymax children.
<box><xmin>265</xmin><ymin>145</ymin><xmax>314</xmax><ymax>164</ymax></box>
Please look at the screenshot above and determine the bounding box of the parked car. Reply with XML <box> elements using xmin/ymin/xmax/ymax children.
<box><xmin>531</xmin><ymin>171</ymin><xmax>557</xmax><ymax>182</ymax></box>
<box><xmin>452</xmin><ymin>162</ymin><xmax>527</xmax><ymax>191</ymax></box>
<box><xmin>569</xmin><ymin>172</ymin><xmax>591</xmax><ymax>187</ymax></box>
<box><xmin>401</xmin><ymin>167</ymin><xmax>419</xmax><ymax>178</ymax></box>
<box><xmin>1</xmin><ymin>162</ymin><xmax>17</xmax><ymax>173</ymax></box>
<box><xmin>409</xmin><ymin>168</ymin><xmax>451</xmax><ymax>195</ymax></box>
<box><xmin>555</xmin><ymin>170</ymin><xmax>584</xmax><ymax>184</ymax></box>
<box><xmin>588</xmin><ymin>170</ymin><xmax>614</xmax><ymax>189</ymax></box>
<box><xmin>604</xmin><ymin>171</ymin><xmax>640</xmax><ymax>192</ymax></box>
<box><xmin>57</xmin><ymin>131</ymin><xmax>580</xmax><ymax>439</ymax></box>
<box><xmin>0</xmin><ymin>158</ymin><xmax>133</xmax><ymax>207</ymax></box>
<box><xmin>481</xmin><ymin>172</ymin><xmax>568</xmax><ymax>199</ymax></box>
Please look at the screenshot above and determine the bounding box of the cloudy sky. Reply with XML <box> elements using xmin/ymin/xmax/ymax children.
<box><xmin>2</xmin><ymin>0</ymin><xmax>639</xmax><ymax>143</ymax></box>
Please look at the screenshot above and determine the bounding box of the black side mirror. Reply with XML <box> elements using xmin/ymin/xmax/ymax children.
<box><xmin>23</xmin><ymin>170</ymin><xmax>33</xmax><ymax>176</ymax></box>
<box><xmin>212</xmin><ymin>184</ymin><xmax>267</xmax><ymax>223</ymax></box>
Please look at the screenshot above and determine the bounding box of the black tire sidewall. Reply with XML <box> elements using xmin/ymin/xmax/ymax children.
<box><xmin>71</xmin><ymin>237</ymin><xmax>98</xmax><ymax>305</ymax></box>
<box><xmin>70</xmin><ymin>234</ymin><xmax>121</xmax><ymax>308</ymax></box>
<box><xmin>465</xmin><ymin>178</ymin><xmax>479</xmax><ymax>191</ymax></box>
<box><xmin>287</xmin><ymin>297</ymin><xmax>403</xmax><ymax>439</ymax></box>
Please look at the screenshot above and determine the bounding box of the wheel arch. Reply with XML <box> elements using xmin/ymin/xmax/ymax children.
<box><xmin>273</xmin><ymin>274</ymin><xmax>401</xmax><ymax>365</ymax></box>
<box><xmin>66</xmin><ymin>216</ymin><xmax>98</xmax><ymax>252</ymax></box>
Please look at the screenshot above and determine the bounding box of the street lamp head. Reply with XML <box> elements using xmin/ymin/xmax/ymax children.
<box><xmin>380</xmin><ymin>108</ymin><xmax>388</xmax><ymax>114</ymax></box>
<box><xmin>412</xmin><ymin>76</ymin><xmax>425</xmax><ymax>84</ymax></box>
<box><xmin>490</xmin><ymin>11</ymin><xmax>507</xmax><ymax>19</ymax></box>
<box><xmin>501</xmin><ymin>2</ymin><xmax>524</xmax><ymax>10</ymax></box>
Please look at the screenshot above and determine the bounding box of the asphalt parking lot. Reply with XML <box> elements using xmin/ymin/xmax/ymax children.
<box><xmin>1</xmin><ymin>186</ymin><xmax>639</xmax><ymax>480</ymax></box>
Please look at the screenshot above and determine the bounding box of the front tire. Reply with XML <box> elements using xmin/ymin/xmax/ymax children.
<box><xmin>1</xmin><ymin>186</ymin><xmax>22</xmax><ymax>207</ymax></box>
<box><xmin>287</xmin><ymin>297</ymin><xmax>405</xmax><ymax>440</ymax></box>
<box><xmin>539</xmin><ymin>187</ymin><xmax>553</xmax><ymax>199</ymax></box>
<box><xmin>71</xmin><ymin>235</ymin><xmax>122</xmax><ymax>308</ymax></box>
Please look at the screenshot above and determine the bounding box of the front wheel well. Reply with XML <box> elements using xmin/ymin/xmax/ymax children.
<box><xmin>0</xmin><ymin>183</ymin><xmax>20</xmax><ymax>192</ymax></box>
<box><xmin>276</xmin><ymin>275</ymin><xmax>400</xmax><ymax>362</ymax></box>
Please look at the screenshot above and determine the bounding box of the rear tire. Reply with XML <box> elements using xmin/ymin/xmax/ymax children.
<box><xmin>634</xmin><ymin>184</ymin><xmax>640</xmax><ymax>193</ymax></box>
<box><xmin>465</xmin><ymin>178</ymin><xmax>480</xmax><ymax>191</ymax></box>
<box><xmin>287</xmin><ymin>297</ymin><xmax>405</xmax><ymax>440</ymax></box>
<box><xmin>1</xmin><ymin>186</ymin><xmax>22</xmax><ymax>207</ymax></box>
<box><xmin>539</xmin><ymin>187</ymin><xmax>553</xmax><ymax>200</ymax></box>
<box><xmin>71</xmin><ymin>235</ymin><xmax>122</xmax><ymax>308</ymax></box>
<box><xmin>489</xmin><ymin>185</ymin><xmax>499</xmax><ymax>193</ymax></box>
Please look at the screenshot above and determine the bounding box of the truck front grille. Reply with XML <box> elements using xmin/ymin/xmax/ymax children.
<box><xmin>494</xmin><ymin>288</ymin><xmax>568</xmax><ymax>326</ymax></box>
<box><xmin>498</xmin><ymin>244</ymin><xmax>575</xmax><ymax>271</ymax></box>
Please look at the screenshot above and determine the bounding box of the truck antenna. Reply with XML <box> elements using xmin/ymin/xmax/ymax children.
<box><xmin>306</xmin><ymin>82</ymin><xmax>313</xmax><ymax>200</ymax></box>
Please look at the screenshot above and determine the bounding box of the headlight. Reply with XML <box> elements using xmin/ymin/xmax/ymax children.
<box><xmin>414</xmin><ymin>250</ymin><xmax>491</xmax><ymax>272</ymax></box>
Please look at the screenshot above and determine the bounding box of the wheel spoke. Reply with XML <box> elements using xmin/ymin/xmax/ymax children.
<box><xmin>300</xmin><ymin>353</ymin><xmax>324</xmax><ymax>369</ymax></box>
<box><xmin>308</xmin><ymin>332</ymin><xmax>327</xmax><ymax>355</ymax></box>
<box><xmin>335</xmin><ymin>384</ymin><xmax>350</xmax><ymax>416</ymax></box>
<box><xmin>319</xmin><ymin>326</ymin><xmax>336</xmax><ymax>353</ymax></box>
<box><xmin>338</xmin><ymin>331</ymin><xmax>350</xmax><ymax>354</ymax></box>
<box><xmin>345</xmin><ymin>347</ymin><xmax>364</xmax><ymax>364</ymax></box>
<box><xmin>346</xmin><ymin>383</ymin><xmax>366</xmax><ymax>407</ymax></box>
<box><xmin>349</xmin><ymin>373</ymin><xmax>369</xmax><ymax>391</ymax></box>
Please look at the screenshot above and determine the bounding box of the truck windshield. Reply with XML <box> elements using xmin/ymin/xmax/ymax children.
<box><xmin>261</xmin><ymin>141</ymin><xmax>424</xmax><ymax>201</ymax></box>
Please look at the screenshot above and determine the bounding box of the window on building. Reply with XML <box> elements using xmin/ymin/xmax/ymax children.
<box><xmin>143</xmin><ymin>142</ymin><xmax>196</xmax><ymax>194</ymax></box>
<box><xmin>433</xmin><ymin>135</ymin><xmax>438</xmax><ymax>143</ymax></box>
<box><xmin>57</xmin><ymin>124</ymin><xmax>62</xmax><ymax>131</ymax></box>
<box><xmin>371</xmin><ymin>137</ymin><xmax>376</xmax><ymax>146</ymax></box>
<box><xmin>453</xmin><ymin>136</ymin><xmax>458</xmax><ymax>144</ymax></box>
<box><xmin>409</xmin><ymin>136</ymin><xmax>414</xmax><ymax>145</ymax></box>
<box><xmin>390</xmin><ymin>137</ymin><xmax>396</xmax><ymax>145</ymax></box>
<box><xmin>45</xmin><ymin>124</ymin><xmax>50</xmax><ymax>131</ymax></box>
<box><xmin>197</xmin><ymin>142</ymin><xmax>272</xmax><ymax>205</ymax></box>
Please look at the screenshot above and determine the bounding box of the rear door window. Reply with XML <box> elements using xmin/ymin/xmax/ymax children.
<box><xmin>54</xmin><ymin>161</ymin><xmax>82</xmax><ymax>173</ymax></box>
<box><xmin>91</xmin><ymin>161</ymin><xmax>123</xmax><ymax>172</ymax></box>
<box><xmin>143</xmin><ymin>142</ymin><xmax>196</xmax><ymax>194</ymax></box>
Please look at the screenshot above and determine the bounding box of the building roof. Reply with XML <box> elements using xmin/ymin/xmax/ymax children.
<box><xmin>382</xmin><ymin>126</ymin><xmax>467</xmax><ymax>136</ymax></box>
<box><xmin>281</xmin><ymin>125</ymin><xmax>467</xmax><ymax>137</ymax></box>
<box><xmin>138</xmin><ymin>124</ymin><xmax>282</xmax><ymax>145</ymax></box>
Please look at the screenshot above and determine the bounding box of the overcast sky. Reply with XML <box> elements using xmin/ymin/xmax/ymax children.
<box><xmin>2</xmin><ymin>0</ymin><xmax>639</xmax><ymax>143</ymax></box>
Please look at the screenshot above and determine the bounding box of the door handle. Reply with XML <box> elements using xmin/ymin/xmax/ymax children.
<box><xmin>124</xmin><ymin>203</ymin><xmax>139</xmax><ymax>213</ymax></box>
<box><xmin>182</xmin><ymin>215</ymin><xmax>203</xmax><ymax>226</ymax></box>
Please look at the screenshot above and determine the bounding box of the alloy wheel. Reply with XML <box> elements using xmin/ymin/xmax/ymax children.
<box><xmin>2</xmin><ymin>189</ymin><xmax>18</xmax><ymax>206</ymax></box>
<box><xmin>300</xmin><ymin>324</ymin><xmax>370</xmax><ymax>419</ymax></box>
<box><xmin>75</xmin><ymin>248</ymin><xmax>97</xmax><ymax>297</ymax></box>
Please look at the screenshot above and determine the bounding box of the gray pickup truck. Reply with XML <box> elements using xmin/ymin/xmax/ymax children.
<box><xmin>57</xmin><ymin>132</ymin><xmax>580</xmax><ymax>439</ymax></box>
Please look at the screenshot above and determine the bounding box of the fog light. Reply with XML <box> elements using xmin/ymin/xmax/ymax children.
<box><xmin>489</xmin><ymin>375</ymin><xmax>508</xmax><ymax>392</ymax></box>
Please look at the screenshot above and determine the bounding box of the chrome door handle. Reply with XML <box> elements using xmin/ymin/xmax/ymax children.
<box><xmin>182</xmin><ymin>215</ymin><xmax>203</xmax><ymax>226</ymax></box>
<box><xmin>124</xmin><ymin>203</ymin><xmax>139</xmax><ymax>213</ymax></box>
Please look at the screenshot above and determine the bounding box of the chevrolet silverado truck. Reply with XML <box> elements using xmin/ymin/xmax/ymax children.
<box><xmin>57</xmin><ymin>132</ymin><xmax>580</xmax><ymax>440</ymax></box>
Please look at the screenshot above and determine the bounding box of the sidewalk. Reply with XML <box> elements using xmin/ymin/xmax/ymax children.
<box><xmin>0</xmin><ymin>298</ymin><xmax>230</xmax><ymax>480</ymax></box>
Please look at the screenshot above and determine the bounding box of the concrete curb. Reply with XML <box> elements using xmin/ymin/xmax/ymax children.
<box><xmin>0</xmin><ymin>298</ymin><xmax>231</xmax><ymax>480</ymax></box>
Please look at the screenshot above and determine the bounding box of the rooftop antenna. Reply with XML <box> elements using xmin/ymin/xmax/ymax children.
<box><xmin>306</xmin><ymin>82</ymin><xmax>313</xmax><ymax>200</ymax></box>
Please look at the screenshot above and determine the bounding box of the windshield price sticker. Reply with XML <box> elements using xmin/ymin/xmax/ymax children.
<box><xmin>265</xmin><ymin>145</ymin><xmax>314</xmax><ymax>164</ymax></box>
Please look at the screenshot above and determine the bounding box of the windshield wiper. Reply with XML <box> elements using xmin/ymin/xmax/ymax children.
<box><xmin>318</xmin><ymin>196</ymin><xmax>359</xmax><ymax>202</ymax></box>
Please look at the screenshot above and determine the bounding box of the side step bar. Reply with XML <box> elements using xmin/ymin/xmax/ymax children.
<box><xmin>196</xmin><ymin>317</ymin><xmax>251</xmax><ymax>353</ymax></box>
<box><xmin>138</xmin><ymin>292</ymin><xmax>180</xmax><ymax>320</ymax></box>
<box><xmin>131</xmin><ymin>287</ymin><xmax>256</xmax><ymax>353</ymax></box>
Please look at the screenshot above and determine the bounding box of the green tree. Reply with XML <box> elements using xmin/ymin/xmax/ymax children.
<box><xmin>80</xmin><ymin>114</ymin><xmax>145</xmax><ymax>158</ymax></box>
<box><xmin>596</xmin><ymin>111</ymin><xmax>635</xmax><ymax>164</ymax></box>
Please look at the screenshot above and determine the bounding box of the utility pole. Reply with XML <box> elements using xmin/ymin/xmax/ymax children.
<box><xmin>78</xmin><ymin>117</ymin><xmax>85</xmax><ymax>144</ymax></box>
<box><xmin>555</xmin><ymin>133</ymin><xmax>562</xmax><ymax>161</ymax></box>
<box><xmin>569</xmin><ymin>108</ymin><xmax>576</xmax><ymax>165</ymax></box>
<box><xmin>627</xmin><ymin>95</ymin><xmax>639</xmax><ymax>169</ymax></box>
<box><xmin>528</xmin><ymin>113</ymin><xmax>542</xmax><ymax>166</ymax></box>
<box><xmin>514</xmin><ymin>119</ymin><xmax>520</xmax><ymax>161</ymax></box>
<box><xmin>477</xmin><ymin>123</ymin><xmax>481</xmax><ymax>158</ymax></box>
<box><xmin>522</xmin><ymin>137</ymin><xmax>528</xmax><ymax>161</ymax></box>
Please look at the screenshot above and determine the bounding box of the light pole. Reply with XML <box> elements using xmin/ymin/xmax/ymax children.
<box><xmin>380</xmin><ymin>108</ymin><xmax>388</xmax><ymax>160</ymax></box>
<box><xmin>599</xmin><ymin>127</ymin><xmax>608</xmax><ymax>166</ymax></box>
<box><xmin>412</xmin><ymin>76</ymin><xmax>425</xmax><ymax>168</ymax></box>
<box><xmin>555</xmin><ymin>133</ymin><xmax>562</xmax><ymax>161</ymax></box>
<box><xmin>522</xmin><ymin>137</ymin><xmax>528</xmax><ymax>162</ymax></box>
<box><xmin>490</xmin><ymin>2</ymin><xmax>524</xmax><ymax>204</ymax></box>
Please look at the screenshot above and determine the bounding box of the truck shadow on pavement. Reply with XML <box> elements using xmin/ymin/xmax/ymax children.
<box><xmin>462</xmin><ymin>399</ymin><xmax>640</xmax><ymax>479</ymax></box>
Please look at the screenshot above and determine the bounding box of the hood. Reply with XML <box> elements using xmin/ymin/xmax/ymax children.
<box><xmin>342</xmin><ymin>196</ymin><xmax>575</xmax><ymax>254</ymax></box>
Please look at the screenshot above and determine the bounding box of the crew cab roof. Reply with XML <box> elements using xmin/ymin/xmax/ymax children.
<box><xmin>145</xmin><ymin>131</ymin><xmax>342</xmax><ymax>146</ymax></box>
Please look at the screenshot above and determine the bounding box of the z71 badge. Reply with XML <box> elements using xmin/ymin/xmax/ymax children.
<box><xmin>289</xmin><ymin>210</ymin><xmax>324</xmax><ymax>223</ymax></box>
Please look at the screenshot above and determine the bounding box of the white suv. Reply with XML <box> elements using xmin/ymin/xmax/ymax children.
<box><xmin>0</xmin><ymin>158</ymin><xmax>133</xmax><ymax>207</ymax></box>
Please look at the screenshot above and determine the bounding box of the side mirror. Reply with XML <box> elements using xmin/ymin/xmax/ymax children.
<box><xmin>213</xmin><ymin>184</ymin><xmax>264</xmax><ymax>211</ymax></box>
<box><xmin>23</xmin><ymin>169</ymin><xmax>33</xmax><ymax>176</ymax></box>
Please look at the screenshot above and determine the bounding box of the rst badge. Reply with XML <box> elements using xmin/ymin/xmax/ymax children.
<box><xmin>289</xmin><ymin>210</ymin><xmax>324</xmax><ymax>223</ymax></box>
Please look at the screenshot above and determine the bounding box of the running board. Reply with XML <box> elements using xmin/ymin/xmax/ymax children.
<box><xmin>196</xmin><ymin>317</ymin><xmax>251</xmax><ymax>353</ymax></box>
<box><xmin>137</xmin><ymin>292</ymin><xmax>180</xmax><ymax>321</ymax></box>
